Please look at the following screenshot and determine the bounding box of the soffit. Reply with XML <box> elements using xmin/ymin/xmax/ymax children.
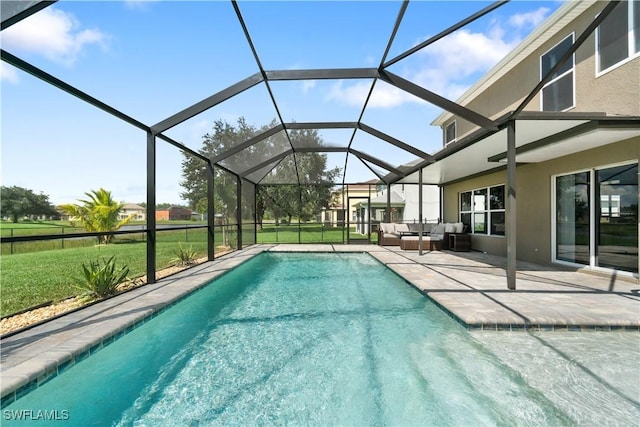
<box><xmin>398</xmin><ymin>117</ymin><xmax>640</xmax><ymax>185</ymax></box>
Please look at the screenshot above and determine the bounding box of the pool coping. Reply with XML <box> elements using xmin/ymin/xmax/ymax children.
<box><xmin>2</xmin><ymin>244</ymin><xmax>639</xmax><ymax>406</ymax></box>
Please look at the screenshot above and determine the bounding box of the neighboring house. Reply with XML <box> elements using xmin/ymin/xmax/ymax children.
<box><xmin>379</xmin><ymin>184</ymin><xmax>440</xmax><ymax>225</ymax></box>
<box><xmin>354</xmin><ymin>185</ymin><xmax>441</xmax><ymax>232</ymax></box>
<box><xmin>191</xmin><ymin>211</ymin><xmax>205</xmax><ymax>221</ymax></box>
<box><xmin>408</xmin><ymin>0</ymin><xmax>639</xmax><ymax>277</ymax></box>
<box><xmin>119</xmin><ymin>203</ymin><xmax>146</xmax><ymax>221</ymax></box>
<box><xmin>323</xmin><ymin>180</ymin><xmax>441</xmax><ymax>235</ymax></box>
<box><xmin>322</xmin><ymin>179</ymin><xmax>380</xmax><ymax>229</ymax></box>
<box><xmin>156</xmin><ymin>206</ymin><xmax>192</xmax><ymax>221</ymax></box>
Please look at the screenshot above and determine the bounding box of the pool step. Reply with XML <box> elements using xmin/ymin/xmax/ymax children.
<box><xmin>469</xmin><ymin>331</ymin><xmax>640</xmax><ymax>426</ymax></box>
<box><xmin>407</xmin><ymin>330</ymin><xmax>574</xmax><ymax>425</ymax></box>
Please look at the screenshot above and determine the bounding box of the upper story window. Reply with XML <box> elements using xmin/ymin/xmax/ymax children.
<box><xmin>444</xmin><ymin>121</ymin><xmax>456</xmax><ymax>145</ymax></box>
<box><xmin>596</xmin><ymin>0</ymin><xmax>640</xmax><ymax>74</ymax></box>
<box><xmin>540</xmin><ymin>34</ymin><xmax>575</xmax><ymax>112</ymax></box>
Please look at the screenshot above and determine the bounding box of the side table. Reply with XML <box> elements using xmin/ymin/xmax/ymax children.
<box><xmin>448</xmin><ymin>233</ymin><xmax>471</xmax><ymax>252</ymax></box>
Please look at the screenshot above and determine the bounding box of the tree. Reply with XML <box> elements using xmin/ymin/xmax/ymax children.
<box><xmin>0</xmin><ymin>186</ymin><xmax>58</xmax><ymax>223</ymax></box>
<box><xmin>181</xmin><ymin>117</ymin><xmax>259</xmax><ymax>218</ymax></box>
<box><xmin>60</xmin><ymin>188</ymin><xmax>134</xmax><ymax>244</ymax></box>
<box><xmin>180</xmin><ymin>118</ymin><xmax>341</xmax><ymax>226</ymax></box>
<box><xmin>258</xmin><ymin>128</ymin><xmax>341</xmax><ymax>224</ymax></box>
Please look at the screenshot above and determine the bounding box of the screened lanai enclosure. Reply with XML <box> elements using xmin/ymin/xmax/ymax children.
<box><xmin>1</xmin><ymin>0</ymin><xmax>630</xmax><ymax>287</ymax></box>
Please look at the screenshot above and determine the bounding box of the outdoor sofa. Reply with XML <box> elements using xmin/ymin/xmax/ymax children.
<box><xmin>377</xmin><ymin>222</ymin><xmax>410</xmax><ymax>246</ymax></box>
<box><xmin>377</xmin><ymin>222</ymin><xmax>432</xmax><ymax>246</ymax></box>
<box><xmin>379</xmin><ymin>222</ymin><xmax>466</xmax><ymax>250</ymax></box>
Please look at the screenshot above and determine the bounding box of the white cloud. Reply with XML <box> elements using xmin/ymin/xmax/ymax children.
<box><xmin>509</xmin><ymin>7</ymin><xmax>551</xmax><ymax>29</ymax></box>
<box><xmin>325</xmin><ymin>80</ymin><xmax>418</xmax><ymax>108</ymax></box>
<box><xmin>305</xmin><ymin>5</ymin><xmax>553</xmax><ymax>110</ymax></box>
<box><xmin>325</xmin><ymin>81</ymin><xmax>367</xmax><ymax>107</ymax></box>
<box><xmin>327</xmin><ymin>25</ymin><xmax>520</xmax><ymax>108</ymax></box>
<box><xmin>0</xmin><ymin>62</ymin><xmax>20</xmax><ymax>83</ymax></box>
<box><xmin>323</xmin><ymin>17</ymin><xmax>524</xmax><ymax>109</ymax></box>
<box><xmin>411</xmin><ymin>27</ymin><xmax>519</xmax><ymax>98</ymax></box>
<box><xmin>367</xmin><ymin>83</ymin><xmax>418</xmax><ymax>108</ymax></box>
<box><xmin>302</xmin><ymin>80</ymin><xmax>316</xmax><ymax>94</ymax></box>
<box><xmin>1</xmin><ymin>7</ymin><xmax>109</xmax><ymax>66</ymax></box>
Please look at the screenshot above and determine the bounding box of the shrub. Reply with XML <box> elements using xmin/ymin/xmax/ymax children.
<box><xmin>171</xmin><ymin>242</ymin><xmax>199</xmax><ymax>266</ymax></box>
<box><xmin>73</xmin><ymin>255</ymin><xmax>130</xmax><ymax>298</ymax></box>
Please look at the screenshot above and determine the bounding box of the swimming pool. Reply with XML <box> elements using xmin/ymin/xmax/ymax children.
<box><xmin>3</xmin><ymin>252</ymin><xmax>638</xmax><ymax>425</ymax></box>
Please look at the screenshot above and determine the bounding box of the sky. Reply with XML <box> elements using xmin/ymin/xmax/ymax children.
<box><xmin>0</xmin><ymin>0</ymin><xmax>562</xmax><ymax>206</ymax></box>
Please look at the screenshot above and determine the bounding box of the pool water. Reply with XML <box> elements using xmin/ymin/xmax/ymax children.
<box><xmin>4</xmin><ymin>252</ymin><xmax>639</xmax><ymax>426</ymax></box>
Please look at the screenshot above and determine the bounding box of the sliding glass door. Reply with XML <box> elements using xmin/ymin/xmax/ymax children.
<box><xmin>555</xmin><ymin>163</ymin><xmax>638</xmax><ymax>274</ymax></box>
<box><xmin>596</xmin><ymin>164</ymin><xmax>638</xmax><ymax>273</ymax></box>
<box><xmin>556</xmin><ymin>172</ymin><xmax>590</xmax><ymax>265</ymax></box>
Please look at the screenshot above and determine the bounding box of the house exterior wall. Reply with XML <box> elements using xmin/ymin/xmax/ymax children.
<box><xmin>346</xmin><ymin>184</ymin><xmax>377</xmax><ymax>223</ymax></box>
<box><xmin>156</xmin><ymin>210</ymin><xmax>170</xmax><ymax>221</ymax></box>
<box><xmin>445</xmin><ymin>2</ymin><xmax>640</xmax><ymax>142</ymax></box>
<box><xmin>325</xmin><ymin>183</ymin><xmax>441</xmax><ymax>227</ymax></box>
<box><xmin>391</xmin><ymin>184</ymin><xmax>440</xmax><ymax>224</ymax></box>
<box><xmin>324</xmin><ymin>183</ymin><xmax>377</xmax><ymax>226</ymax></box>
<box><xmin>119</xmin><ymin>208</ymin><xmax>145</xmax><ymax>221</ymax></box>
<box><xmin>443</xmin><ymin>137</ymin><xmax>639</xmax><ymax>265</ymax></box>
<box><xmin>156</xmin><ymin>208</ymin><xmax>192</xmax><ymax>221</ymax></box>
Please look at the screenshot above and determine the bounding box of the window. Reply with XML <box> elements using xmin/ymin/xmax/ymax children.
<box><xmin>473</xmin><ymin>189</ymin><xmax>487</xmax><ymax>234</ymax></box>
<box><xmin>459</xmin><ymin>184</ymin><xmax>505</xmax><ymax>236</ymax></box>
<box><xmin>489</xmin><ymin>185</ymin><xmax>505</xmax><ymax>235</ymax></box>
<box><xmin>444</xmin><ymin>121</ymin><xmax>456</xmax><ymax>145</ymax></box>
<box><xmin>541</xmin><ymin>34</ymin><xmax>575</xmax><ymax>111</ymax></box>
<box><xmin>597</xmin><ymin>0</ymin><xmax>640</xmax><ymax>73</ymax></box>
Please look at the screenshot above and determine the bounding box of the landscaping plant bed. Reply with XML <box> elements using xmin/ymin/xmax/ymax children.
<box><xmin>0</xmin><ymin>256</ymin><xmax>214</xmax><ymax>336</ymax></box>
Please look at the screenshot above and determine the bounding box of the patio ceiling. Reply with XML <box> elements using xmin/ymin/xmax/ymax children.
<box><xmin>397</xmin><ymin>113</ymin><xmax>640</xmax><ymax>185</ymax></box>
<box><xmin>2</xmin><ymin>0</ymin><xmax>634</xmax><ymax>187</ymax></box>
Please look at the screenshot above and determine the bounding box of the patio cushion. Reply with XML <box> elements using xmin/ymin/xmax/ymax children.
<box><xmin>400</xmin><ymin>235</ymin><xmax>441</xmax><ymax>250</ymax></box>
<box><xmin>401</xmin><ymin>235</ymin><xmax>441</xmax><ymax>242</ymax></box>
<box><xmin>454</xmin><ymin>222</ymin><xmax>464</xmax><ymax>233</ymax></box>
<box><xmin>394</xmin><ymin>223</ymin><xmax>409</xmax><ymax>232</ymax></box>
<box><xmin>380</xmin><ymin>223</ymin><xmax>395</xmax><ymax>233</ymax></box>
<box><xmin>432</xmin><ymin>223</ymin><xmax>446</xmax><ymax>234</ymax></box>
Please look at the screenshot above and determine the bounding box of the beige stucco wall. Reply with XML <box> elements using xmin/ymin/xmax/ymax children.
<box><xmin>442</xmin><ymin>137</ymin><xmax>639</xmax><ymax>266</ymax></box>
<box><xmin>447</xmin><ymin>2</ymin><xmax>640</xmax><ymax>142</ymax></box>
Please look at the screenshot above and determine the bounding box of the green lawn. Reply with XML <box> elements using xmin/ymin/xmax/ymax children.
<box><xmin>0</xmin><ymin>221</ymin><xmax>85</xmax><ymax>237</ymax></box>
<box><xmin>0</xmin><ymin>229</ymin><xmax>211</xmax><ymax>317</ymax></box>
<box><xmin>256</xmin><ymin>223</ymin><xmax>375</xmax><ymax>244</ymax></box>
<box><xmin>0</xmin><ymin>221</ymin><xmax>207</xmax><ymax>255</ymax></box>
<box><xmin>0</xmin><ymin>222</ymin><xmax>376</xmax><ymax>317</ymax></box>
<box><xmin>257</xmin><ymin>224</ymin><xmax>347</xmax><ymax>243</ymax></box>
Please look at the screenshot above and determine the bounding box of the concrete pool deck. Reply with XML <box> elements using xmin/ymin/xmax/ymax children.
<box><xmin>2</xmin><ymin>244</ymin><xmax>639</xmax><ymax>405</ymax></box>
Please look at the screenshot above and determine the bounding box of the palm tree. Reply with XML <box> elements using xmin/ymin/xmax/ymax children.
<box><xmin>61</xmin><ymin>188</ymin><xmax>135</xmax><ymax>244</ymax></box>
